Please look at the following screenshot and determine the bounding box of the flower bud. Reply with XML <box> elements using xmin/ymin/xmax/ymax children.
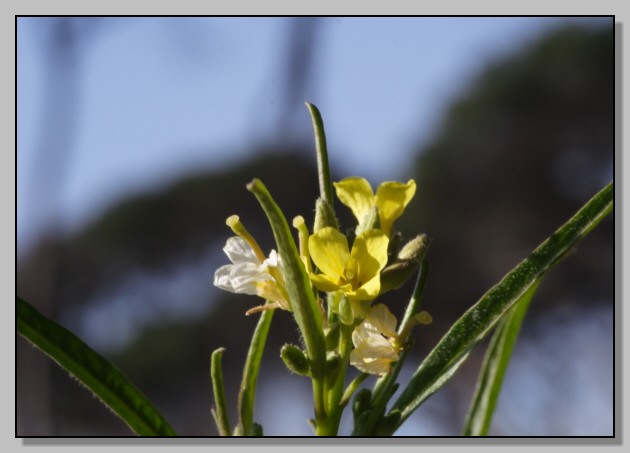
<box><xmin>313</xmin><ymin>198</ymin><xmax>339</xmax><ymax>232</ymax></box>
<box><xmin>280</xmin><ymin>344</ymin><xmax>310</xmax><ymax>376</ymax></box>
<box><xmin>387</xmin><ymin>231</ymin><xmax>402</xmax><ymax>262</ymax></box>
<box><xmin>325</xmin><ymin>351</ymin><xmax>341</xmax><ymax>387</ymax></box>
<box><xmin>248</xmin><ymin>423</ymin><xmax>264</xmax><ymax>436</ymax></box>
<box><xmin>352</xmin><ymin>388</ymin><xmax>372</xmax><ymax>418</ymax></box>
<box><xmin>338</xmin><ymin>295</ymin><xmax>354</xmax><ymax>325</ymax></box>
<box><xmin>379</xmin><ymin>234</ymin><xmax>430</xmax><ymax>294</ymax></box>
<box><xmin>355</xmin><ymin>205</ymin><xmax>379</xmax><ymax>235</ymax></box>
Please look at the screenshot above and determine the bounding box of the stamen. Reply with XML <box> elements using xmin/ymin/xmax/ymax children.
<box><xmin>245</xmin><ymin>302</ymin><xmax>281</xmax><ymax>316</ymax></box>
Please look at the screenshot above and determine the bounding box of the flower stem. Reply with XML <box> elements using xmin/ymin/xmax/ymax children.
<box><xmin>234</xmin><ymin>309</ymin><xmax>274</xmax><ymax>436</ymax></box>
<box><xmin>316</xmin><ymin>322</ymin><xmax>354</xmax><ymax>436</ymax></box>
<box><xmin>210</xmin><ymin>348</ymin><xmax>232</xmax><ymax>436</ymax></box>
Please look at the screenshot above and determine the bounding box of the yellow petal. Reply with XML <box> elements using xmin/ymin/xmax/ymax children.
<box><xmin>310</xmin><ymin>273</ymin><xmax>348</xmax><ymax>293</ymax></box>
<box><xmin>334</xmin><ymin>177</ymin><xmax>375</xmax><ymax>223</ymax></box>
<box><xmin>349</xmin><ymin>274</ymin><xmax>381</xmax><ymax>300</ymax></box>
<box><xmin>351</xmin><ymin>229</ymin><xmax>389</xmax><ymax>286</ymax></box>
<box><xmin>308</xmin><ymin>227</ymin><xmax>350</xmax><ymax>282</ymax></box>
<box><xmin>375</xmin><ymin>179</ymin><xmax>416</xmax><ymax>236</ymax></box>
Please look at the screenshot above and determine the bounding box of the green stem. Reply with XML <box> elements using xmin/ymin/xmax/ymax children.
<box><xmin>234</xmin><ymin>309</ymin><xmax>274</xmax><ymax>436</ymax></box>
<box><xmin>210</xmin><ymin>348</ymin><xmax>232</xmax><ymax>436</ymax></box>
<box><xmin>398</xmin><ymin>258</ymin><xmax>430</xmax><ymax>337</ymax></box>
<box><xmin>317</xmin><ymin>322</ymin><xmax>354</xmax><ymax>435</ymax></box>
<box><xmin>340</xmin><ymin>373</ymin><xmax>369</xmax><ymax>409</ymax></box>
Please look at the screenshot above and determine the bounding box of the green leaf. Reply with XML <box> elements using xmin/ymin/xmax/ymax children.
<box><xmin>16</xmin><ymin>296</ymin><xmax>176</xmax><ymax>436</ymax></box>
<box><xmin>461</xmin><ymin>279</ymin><xmax>540</xmax><ymax>436</ymax></box>
<box><xmin>210</xmin><ymin>347</ymin><xmax>232</xmax><ymax>436</ymax></box>
<box><xmin>234</xmin><ymin>309</ymin><xmax>274</xmax><ymax>436</ymax></box>
<box><xmin>377</xmin><ymin>181</ymin><xmax>613</xmax><ymax>435</ymax></box>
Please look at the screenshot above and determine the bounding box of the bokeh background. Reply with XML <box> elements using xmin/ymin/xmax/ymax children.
<box><xmin>17</xmin><ymin>17</ymin><xmax>614</xmax><ymax>436</ymax></box>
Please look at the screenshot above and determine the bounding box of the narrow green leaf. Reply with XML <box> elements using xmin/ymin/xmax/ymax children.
<box><xmin>461</xmin><ymin>279</ymin><xmax>540</xmax><ymax>436</ymax></box>
<box><xmin>378</xmin><ymin>181</ymin><xmax>613</xmax><ymax>435</ymax></box>
<box><xmin>210</xmin><ymin>347</ymin><xmax>232</xmax><ymax>436</ymax></box>
<box><xmin>305</xmin><ymin>102</ymin><xmax>334</xmax><ymax>206</ymax></box>
<box><xmin>234</xmin><ymin>309</ymin><xmax>274</xmax><ymax>436</ymax></box>
<box><xmin>16</xmin><ymin>296</ymin><xmax>176</xmax><ymax>436</ymax></box>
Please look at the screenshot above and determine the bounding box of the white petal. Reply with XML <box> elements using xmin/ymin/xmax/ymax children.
<box><xmin>223</xmin><ymin>236</ymin><xmax>259</xmax><ymax>264</ymax></box>
<box><xmin>365</xmin><ymin>304</ymin><xmax>398</xmax><ymax>338</ymax></box>
<box><xmin>351</xmin><ymin>322</ymin><xmax>380</xmax><ymax>347</ymax></box>
<box><xmin>229</xmin><ymin>263</ymin><xmax>270</xmax><ymax>293</ymax></box>
<box><xmin>349</xmin><ymin>354</ymin><xmax>393</xmax><ymax>375</ymax></box>
<box><xmin>214</xmin><ymin>261</ymin><xmax>268</xmax><ymax>296</ymax></box>
<box><xmin>213</xmin><ymin>264</ymin><xmax>236</xmax><ymax>291</ymax></box>
<box><xmin>350</xmin><ymin>336</ymin><xmax>399</xmax><ymax>375</ymax></box>
<box><xmin>361</xmin><ymin>335</ymin><xmax>399</xmax><ymax>361</ymax></box>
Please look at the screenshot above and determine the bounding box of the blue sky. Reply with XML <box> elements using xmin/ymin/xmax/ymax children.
<box><xmin>17</xmin><ymin>17</ymin><xmax>610</xmax><ymax>255</ymax></box>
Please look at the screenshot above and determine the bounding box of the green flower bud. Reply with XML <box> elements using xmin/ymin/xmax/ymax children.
<box><xmin>387</xmin><ymin>231</ymin><xmax>402</xmax><ymax>262</ymax></box>
<box><xmin>325</xmin><ymin>351</ymin><xmax>341</xmax><ymax>387</ymax></box>
<box><xmin>313</xmin><ymin>197</ymin><xmax>338</xmax><ymax>232</ymax></box>
<box><xmin>398</xmin><ymin>234</ymin><xmax>430</xmax><ymax>261</ymax></box>
<box><xmin>248</xmin><ymin>423</ymin><xmax>264</xmax><ymax>436</ymax></box>
<box><xmin>355</xmin><ymin>205</ymin><xmax>379</xmax><ymax>235</ymax></box>
<box><xmin>338</xmin><ymin>295</ymin><xmax>354</xmax><ymax>325</ymax></box>
<box><xmin>280</xmin><ymin>344</ymin><xmax>310</xmax><ymax>376</ymax></box>
<box><xmin>379</xmin><ymin>234</ymin><xmax>431</xmax><ymax>294</ymax></box>
<box><xmin>352</xmin><ymin>388</ymin><xmax>372</xmax><ymax>418</ymax></box>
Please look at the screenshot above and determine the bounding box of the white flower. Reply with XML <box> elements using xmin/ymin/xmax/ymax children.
<box><xmin>349</xmin><ymin>304</ymin><xmax>400</xmax><ymax>375</ymax></box>
<box><xmin>213</xmin><ymin>236</ymin><xmax>290</xmax><ymax>313</ymax></box>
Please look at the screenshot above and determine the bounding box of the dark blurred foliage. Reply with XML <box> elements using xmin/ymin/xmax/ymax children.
<box><xmin>16</xmin><ymin>24</ymin><xmax>614</xmax><ymax>436</ymax></box>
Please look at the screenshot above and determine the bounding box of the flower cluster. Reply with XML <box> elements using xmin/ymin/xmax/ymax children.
<box><xmin>214</xmin><ymin>177</ymin><xmax>426</xmax><ymax>376</ymax></box>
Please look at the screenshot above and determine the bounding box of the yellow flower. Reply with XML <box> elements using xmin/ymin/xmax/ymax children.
<box><xmin>349</xmin><ymin>304</ymin><xmax>401</xmax><ymax>375</ymax></box>
<box><xmin>334</xmin><ymin>177</ymin><xmax>416</xmax><ymax>236</ymax></box>
<box><xmin>307</xmin><ymin>227</ymin><xmax>389</xmax><ymax>302</ymax></box>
